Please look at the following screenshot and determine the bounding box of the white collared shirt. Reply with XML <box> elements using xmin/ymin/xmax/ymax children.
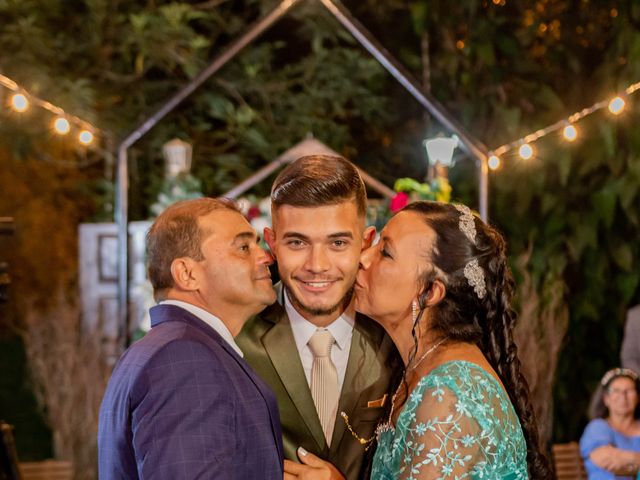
<box><xmin>285</xmin><ymin>292</ymin><xmax>355</xmax><ymax>392</ymax></box>
<box><xmin>159</xmin><ymin>300</ymin><xmax>244</xmax><ymax>357</ymax></box>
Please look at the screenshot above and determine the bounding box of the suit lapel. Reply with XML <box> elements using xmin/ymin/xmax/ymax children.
<box><xmin>216</xmin><ymin>331</ymin><xmax>285</xmax><ymax>461</ymax></box>
<box><xmin>261</xmin><ymin>310</ymin><xmax>327</xmax><ymax>450</ymax></box>
<box><xmin>330</xmin><ymin>314</ymin><xmax>384</xmax><ymax>452</ymax></box>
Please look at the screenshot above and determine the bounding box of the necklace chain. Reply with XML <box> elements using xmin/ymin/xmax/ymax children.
<box><xmin>409</xmin><ymin>339</ymin><xmax>445</xmax><ymax>371</ymax></box>
<box><xmin>376</xmin><ymin>339</ymin><xmax>445</xmax><ymax>438</ymax></box>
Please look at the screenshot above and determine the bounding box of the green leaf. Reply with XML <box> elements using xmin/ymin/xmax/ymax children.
<box><xmin>206</xmin><ymin>94</ymin><xmax>235</xmax><ymax>121</ymax></box>
<box><xmin>599</xmin><ymin>123</ymin><xmax>616</xmax><ymax>158</ymax></box>
<box><xmin>409</xmin><ymin>2</ymin><xmax>428</xmax><ymax>35</ymax></box>
<box><xmin>241</xmin><ymin>128</ymin><xmax>271</xmax><ymax>154</ymax></box>
<box><xmin>476</xmin><ymin>42</ymin><xmax>496</xmax><ymax>66</ymax></box>
<box><xmin>612</xmin><ymin>243</ymin><xmax>634</xmax><ymax>272</ymax></box>
<box><xmin>616</xmin><ymin>273</ymin><xmax>640</xmax><ymax>304</ymax></box>
<box><xmin>557</xmin><ymin>152</ymin><xmax>572</xmax><ymax>187</ymax></box>
<box><xmin>235</xmin><ymin>105</ymin><xmax>256</xmax><ymax>126</ymax></box>
<box><xmin>591</xmin><ymin>185</ymin><xmax>617</xmax><ymax>229</ymax></box>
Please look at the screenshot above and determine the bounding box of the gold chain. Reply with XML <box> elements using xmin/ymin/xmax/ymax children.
<box><xmin>340</xmin><ymin>411</ymin><xmax>377</xmax><ymax>450</ymax></box>
<box><xmin>339</xmin><ymin>340</ymin><xmax>445</xmax><ymax>449</ymax></box>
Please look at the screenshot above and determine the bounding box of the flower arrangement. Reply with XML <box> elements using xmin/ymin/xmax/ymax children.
<box><xmin>235</xmin><ymin>195</ymin><xmax>272</xmax><ymax>246</ymax></box>
<box><xmin>390</xmin><ymin>177</ymin><xmax>452</xmax><ymax>212</ymax></box>
<box><xmin>367</xmin><ymin>176</ymin><xmax>452</xmax><ymax>230</ymax></box>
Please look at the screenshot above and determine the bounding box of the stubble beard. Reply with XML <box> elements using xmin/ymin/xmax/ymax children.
<box><xmin>284</xmin><ymin>282</ymin><xmax>355</xmax><ymax>318</ymax></box>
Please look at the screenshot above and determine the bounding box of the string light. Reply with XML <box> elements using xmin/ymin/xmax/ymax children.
<box><xmin>53</xmin><ymin>117</ymin><xmax>70</xmax><ymax>135</ymax></box>
<box><xmin>608</xmin><ymin>96</ymin><xmax>625</xmax><ymax>114</ymax></box>
<box><xmin>562</xmin><ymin>124</ymin><xmax>577</xmax><ymax>142</ymax></box>
<box><xmin>488</xmin><ymin>154</ymin><xmax>501</xmax><ymax>170</ymax></box>
<box><xmin>10</xmin><ymin>93</ymin><xmax>28</xmax><ymax>112</ymax></box>
<box><xmin>518</xmin><ymin>143</ymin><xmax>534</xmax><ymax>160</ymax></box>
<box><xmin>0</xmin><ymin>73</ymin><xmax>99</xmax><ymax>146</ymax></box>
<box><xmin>79</xmin><ymin>130</ymin><xmax>94</xmax><ymax>145</ymax></box>
<box><xmin>488</xmin><ymin>80</ymin><xmax>640</xmax><ymax>166</ymax></box>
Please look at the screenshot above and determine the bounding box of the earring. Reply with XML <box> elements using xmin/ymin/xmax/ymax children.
<box><xmin>412</xmin><ymin>300</ymin><xmax>418</xmax><ymax>325</ymax></box>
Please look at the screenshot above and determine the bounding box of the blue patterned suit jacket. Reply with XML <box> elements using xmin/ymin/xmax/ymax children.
<box><xmin>98</xmin><ymin>304</ymin><xmax>284</xmax><ymax>479</ymax></box>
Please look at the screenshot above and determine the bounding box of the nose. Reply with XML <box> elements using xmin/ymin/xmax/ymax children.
<box><xmin>305</xmin><ymin>245</ymin><xmax>330</xmax><ymax>273</ymax></box>
<box><xmin>359</xmin><ymin>245</ymin><xmax>374</xmax><ymax>270</ymax></box>
<box><xmin>256</xmin><ymin>246</ymin><xmax>274</xmax><ymax>266</ymax></box>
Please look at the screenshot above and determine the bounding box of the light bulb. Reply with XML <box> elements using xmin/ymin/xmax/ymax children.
<box><xmin>518</xmin><ymin>143</ymin><xmax>534</xmax><ymax>160</ymax></box>
<box><xmin>10</xmin><ymin>93</ymin><xmax>28</xmax><ymax>112</ymax></box>
<box><xmin>488</xmin><ymin>155</ymin><xmax>501</xmax><ymax>170</ymax></box>
<box><xmin>53</xmin><ymin>117</ymin><xmax>70</xmax><ymax>135</ymax></box>
<box><xmin>608</xmin><ymin>96</ymin><xmax>625</xmax><ymax>115</ymax></box>
<box><xmin>563</xmin><ymin>124</ymin><xmax>577</xmax><ymax>142</ymax></box>
<box><xmin>79</xmin><ymin>130</ymin><xmax>94</xmax><ymax>145</ymax></box>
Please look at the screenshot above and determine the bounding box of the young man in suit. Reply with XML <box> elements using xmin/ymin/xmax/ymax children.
<box><xmin>237</xmin><ymin>155</ymin><xmax>399</xmax><ymax>479</ymax></box>
<box><xmin>98</xmin><ymin>198</ymin><xmax>283</xmax><ymax>479</ymax></box>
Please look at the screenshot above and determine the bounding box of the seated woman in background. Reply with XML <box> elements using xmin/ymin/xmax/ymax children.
<box><xmin>580</xmin><ymin>368</ymin><xmax>640</xmax><ymax>479</ymax></box>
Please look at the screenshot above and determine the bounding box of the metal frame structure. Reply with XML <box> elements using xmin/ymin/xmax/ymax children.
<box><xmin>115</xmin><ymin>0</ymin><xmax>490</xmax><ymax>345</ymax></box>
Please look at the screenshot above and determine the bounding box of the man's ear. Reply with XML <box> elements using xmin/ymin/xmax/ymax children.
<box><xmin>170</xmin><ymin>257</ymin><xmax>199</xmax><ymax>291</ymax></box>
<box><xmin>264</xmin><ymin>227</ymin><xmax>276</xmax><ymax>258</ymax></box>
<box><xmin>362</xmin><ymin>226</ymin><xmax>376</xmax><ymax>250</ymax></box>
<box><xmin>423</xmin><ymin>279</ymin><xmax>446</xmax><ymax>307</ymax></box>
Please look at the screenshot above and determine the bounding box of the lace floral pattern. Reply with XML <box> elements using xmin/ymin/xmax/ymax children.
<box><xmin>371</xmin><ymin>361</ymin><xmax>529</xmax><ymax>480</ymax></box>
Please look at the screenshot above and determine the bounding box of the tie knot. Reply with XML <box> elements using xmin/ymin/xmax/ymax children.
<box><xmin>308</xmin><ymin>329</ymin><xmax>335</xmax><ymax>358</ymax></box>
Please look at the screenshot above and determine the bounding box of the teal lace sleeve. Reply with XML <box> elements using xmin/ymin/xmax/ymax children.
<box><xmin>371</xmin><ymin>361</ymin><xmax>529</xmax><ymax>480</ymax></box>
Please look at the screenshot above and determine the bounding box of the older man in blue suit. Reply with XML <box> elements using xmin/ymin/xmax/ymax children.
<box><xmin>98</xmin><ymin>198</ymin><xmax>283</xmax><ymax>479</ymax></box>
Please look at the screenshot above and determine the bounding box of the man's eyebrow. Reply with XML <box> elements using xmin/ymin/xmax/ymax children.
<box><xmin>381</xmin><ymin>235</ymin><xmax>394</xmax><ymax>248</ymax></box>
<box><xmin>328</xmin><ymin>232</ymin><xmax>354</xmax><ymax>239</ymax></box>
<box><xmin>281</xmin><ymin>232</ymin><xmax>354</xmax><ymax>241</ymax></box>
<box><xmin>282</xmin><ymin>232</ymin><xmax>311</xmax><ymax>241</ymax></box>
<box><xmin>233</xmin><ymin>231</ymin><xmax>258</xmax><ymax>242</ymax></box>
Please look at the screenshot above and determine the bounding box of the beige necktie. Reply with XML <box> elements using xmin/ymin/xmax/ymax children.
<box><xmin>308</xmin><ymin>329</ymin><xmax>339</xmax><ymax>444</ymax></box>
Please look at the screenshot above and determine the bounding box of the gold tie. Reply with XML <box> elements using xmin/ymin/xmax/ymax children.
<box><xmin>308</xmin><ymin>329</ymin><xmax>339</xmax><ymax>444</ymax></box>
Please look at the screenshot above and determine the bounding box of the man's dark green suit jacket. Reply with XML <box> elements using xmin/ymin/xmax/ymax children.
<box><xmin>237</xmin><ymin>284</ymin><xmax>399</xmax><ymax>480</ymax></box>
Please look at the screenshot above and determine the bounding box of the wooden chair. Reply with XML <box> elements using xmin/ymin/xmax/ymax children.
<box><xmin>18</xmin><ymin>460</ymin><xmax>73</xmax><ymax>480</ymax></box>
<box><xmin>553</xmin><ymin>442</ymin><xmax>587</xmax><ymax>480</ymax></box>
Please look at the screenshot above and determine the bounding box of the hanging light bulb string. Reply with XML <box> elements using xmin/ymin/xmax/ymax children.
<box><xmin>0</xmin><ymin>72</ymin><xmax>99</xmax><ymax>144</ymax></box>
<box><xmin>488</xmin><ymin>80</ymin><xmax>640</xmax><ymax>167</ymax></box>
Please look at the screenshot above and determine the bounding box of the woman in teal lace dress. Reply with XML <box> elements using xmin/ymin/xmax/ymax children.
<box><xmin>352</xmin><ymin>201</ymin><xmax>551</xmax><ymax>479</ymax></box>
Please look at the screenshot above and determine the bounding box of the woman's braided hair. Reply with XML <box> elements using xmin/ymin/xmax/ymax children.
<box><xmin>400</xmin><ymin>201</ymin><xmax>552</xmax><ymax>479</ymax></box>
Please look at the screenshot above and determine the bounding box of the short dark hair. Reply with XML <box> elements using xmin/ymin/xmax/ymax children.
<box><xmin>271</xmin><ymin>155</ymin><xmax>366</xmax><ymax>216</ymax></box>
<box><xmin>146</xmin><ymin>198</ymin><xmax>238</xmax><ymax>301</ymax></box>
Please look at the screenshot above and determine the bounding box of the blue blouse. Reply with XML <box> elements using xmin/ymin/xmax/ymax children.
<box><xmin>580</xmin><ymin>418</ymin><xmax>640</xmax><ymax>479</ymax></box>
<box><xmin>371</xmin><ymin>361</ymin><xmax>529</xmax><ymax>479</ymax></box>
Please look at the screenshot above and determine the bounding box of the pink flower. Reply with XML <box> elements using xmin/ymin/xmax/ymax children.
<box><xmin>247</xmin><ymin>206</ymin><xmax>261</xmax><ymax>221</ymax></box>
<box><xmin>390</xmin><ymin>192</ymin><xmax>409</xmax><ymax>212</ymax></box>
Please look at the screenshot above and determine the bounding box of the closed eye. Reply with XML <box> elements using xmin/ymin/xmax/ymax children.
<box><xmin>380</xmin><ymin>247</ymin><xmax>393</xmax><ymax>259</ymax></box>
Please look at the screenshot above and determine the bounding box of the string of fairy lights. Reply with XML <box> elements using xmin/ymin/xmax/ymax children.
<box><xmin>0</xmin><ymin>73</ymin><xmax>98</xmax><ymax>146</ymax></box>
<box><xmin>486</xmin><ymin>80</ymin><xmax>640</xmax><ymax>171</ymax></box>
<box><xmin>1</xmin><ymin>71</ymin><xmax>638</xmax><ymax>166</ymax></box>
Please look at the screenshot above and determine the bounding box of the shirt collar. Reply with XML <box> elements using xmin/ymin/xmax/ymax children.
<box><xmin>284</xmin><ymin>290</ymin><xmax>355</xmax><ymax>351</ymax></box>
<box><xmin>159</xmin><ymin>300</ymin><xmax>244</xmax><ymax>357</ymax></box>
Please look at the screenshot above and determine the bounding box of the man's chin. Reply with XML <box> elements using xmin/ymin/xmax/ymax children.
<box><xmin>285</xmin><ymin>285</ymin><xmax>353</xmax><ymax>318</ymax></box>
